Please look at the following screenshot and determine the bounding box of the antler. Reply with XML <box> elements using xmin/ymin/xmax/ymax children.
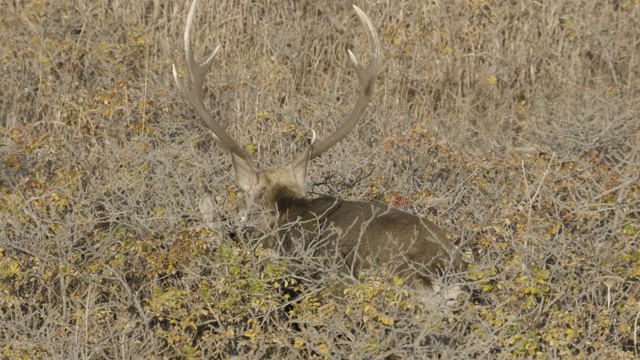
<box><xmin>303</xmin><ymin>5</ymin><xmax>382</xmax><ymax>161</ymax></box>
<box><xmin>173</xmin><ymin>0</ymin><xmax>250</xmax><ymax>161</ymax></box>
<box><xmin>175</xmin><ymin>2</ymin><xmax>380</xmax><ymax>165</ymax></box>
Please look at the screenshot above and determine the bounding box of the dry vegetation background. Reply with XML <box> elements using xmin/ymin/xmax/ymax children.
<box><xmin>1</xmin><ymin>0</ymin><xmax>639</xmax><ymax>359</ymax></box>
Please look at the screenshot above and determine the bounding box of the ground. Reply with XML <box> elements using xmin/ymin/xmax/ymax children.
<box><xmin>1</xmin><ymin>1</ymin><xmax>639</xmax><ymax>358</ymax></box>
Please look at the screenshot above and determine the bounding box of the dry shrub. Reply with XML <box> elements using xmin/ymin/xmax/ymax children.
<box><xmin>1</xmin><ymin>1</ymin><xmax>639</xmax><ymax>358</ymax></box>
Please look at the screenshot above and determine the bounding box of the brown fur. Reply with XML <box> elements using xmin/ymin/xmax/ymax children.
<box><xmin>275</xmin><ymin>194</ymin><xmax>464</xmax><ymax>288</ymax></box>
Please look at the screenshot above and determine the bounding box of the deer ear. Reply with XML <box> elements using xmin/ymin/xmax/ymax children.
<box><xmin>199</xmin><ymin>191</ymin><xmax>216</xmax><ymax>225</ymax></box>
<box><xmin>290</xmin><ymin>145</ymin><xmax>311</xmax><ymax>186</ymax></box>
<box><xmin>231</xmin><ymin>153</ymin><xmax>256</xmax><ymax>191</ymax></box>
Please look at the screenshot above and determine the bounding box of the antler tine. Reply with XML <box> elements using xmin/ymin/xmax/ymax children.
<box><xmin>173</xmin><ymin>0</ymin><xmax>250</xmax><ymax>161</ymax></box>
<box><xmin>305</xmin><ymin>5</ymin><xmax>382</xmax><ymax>161</ymax></box>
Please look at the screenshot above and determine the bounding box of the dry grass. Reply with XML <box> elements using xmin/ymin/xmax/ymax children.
<box><xmin>1</xmin><ymin>0</ymin><xmax>639</xmax><ymax>359</ymax></box>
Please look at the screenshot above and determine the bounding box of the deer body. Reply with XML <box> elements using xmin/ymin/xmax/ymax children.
<box><xmin>276</xmin><ymin>195</ymin><xmax>464</xmax><ymax>288</ymax></box>
<box><xmin>176</xmin><ymin>0</ymin><xmax>465</xmax><ymax>297</ymax></box>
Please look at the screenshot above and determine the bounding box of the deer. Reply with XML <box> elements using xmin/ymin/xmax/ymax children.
<box><xmin>173</xmin><ymin>0</ymin><xmax>466</xmax><ymax>303</ymax></box>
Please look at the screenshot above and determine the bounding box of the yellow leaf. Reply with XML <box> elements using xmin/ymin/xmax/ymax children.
<box><xmin>246</xmin><ymin>143</ymin><xmax>256</xmax><ymax>154</ymax></box>
<box><xmin>378</xmin><ymin>315</ymin><xmax>394</xmax><ymax>326</ymax></box>
<box><xmin>293</xmin><ymin>337</ymin><xmax>304</xmax><ymax>349</ymax></box>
